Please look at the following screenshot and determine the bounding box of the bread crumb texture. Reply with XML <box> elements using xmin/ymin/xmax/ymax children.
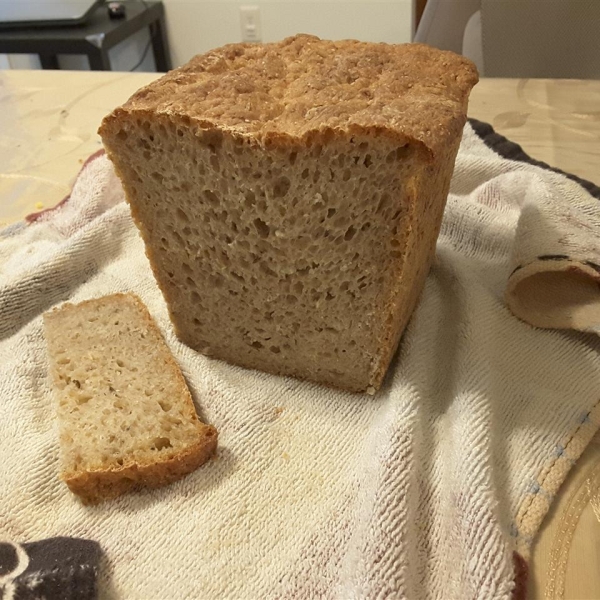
<box><xmin>44</xmin><ymin>293</ymin><xmax>217</xmax><ymax>504</ymax></box>
<box><xmin>100</xmin><ymin>35</ymin><xmax>478</xmax><ymax>392</ymax></box>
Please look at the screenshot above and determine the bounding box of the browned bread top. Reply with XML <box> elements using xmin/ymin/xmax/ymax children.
<box><xmin>100</xmin><ymin>34</ymin><xmax>478</xmax><ymax>158</ymax></box>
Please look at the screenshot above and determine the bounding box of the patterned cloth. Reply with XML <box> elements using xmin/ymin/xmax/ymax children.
<box><xmin>1</xmin><ymin>121</ymin><xmax>599</xmax><ymax>599</ymax></box>
<box><xmin>0</xmin><ymin>537</ymin><xmax>102</xmax><ymax>600</ymax></box>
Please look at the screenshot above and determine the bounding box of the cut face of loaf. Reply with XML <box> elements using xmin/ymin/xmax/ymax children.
<box><xmin>100</xmin><ymin>35</ymin><xmax>478</xmax><ymax>392</ymax></box>
<box><xmin>44</xmin><ymin>293</ymin><xmax>217</xmax><ymax>504</ymax></box>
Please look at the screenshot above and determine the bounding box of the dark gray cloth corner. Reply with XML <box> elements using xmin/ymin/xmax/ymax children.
<box><xmin>0</xmin><ymin>537</ymin><xmax>102</xmax><ymax>600</ymax></box>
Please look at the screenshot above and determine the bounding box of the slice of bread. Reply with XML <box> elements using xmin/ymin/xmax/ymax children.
<box><xmin>43</xmin><ymin>293</ymin><xmax>217</xmax><ymax>504</ymax></box>
<box><xmin>99</xmin><ymin>35</ymin><xmax>478</xmax><ymax>393</ymax></box>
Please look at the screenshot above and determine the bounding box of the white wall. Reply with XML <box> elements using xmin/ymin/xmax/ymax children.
<box><xmin>164</xmin><ymin>0</ymin><xmax>413</xmax><ymax>66</ymax></box>
<box><xmin>1</xmin><ymin>0</ymin><xmax>413</xmax><ymax>70</ymax></box>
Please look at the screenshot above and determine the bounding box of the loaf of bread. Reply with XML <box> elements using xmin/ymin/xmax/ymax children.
<box><xmin>43</xmin><ymin>293</ymin><xmax>217</xmax><ymax>504</ymax></box>
<box><xmin>99</xmin><ymin>35</ymin><xmax>478</xmax><ymax>393</ymax></box>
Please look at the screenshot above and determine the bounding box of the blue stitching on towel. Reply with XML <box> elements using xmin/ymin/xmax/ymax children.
<box><xmin>555</xmin><ymin>444</ymin><xmax>576</xmax><ymax>465</ymax></box>
<box><xmin>529</xmin><ymin>480</ymin><xmax>556</xmax><ymax>499</ymax></box>
<box><xmin>579</xmin><ymin>412</ymin><xmax>591</xmax><ymax>424</ymax></box>
<box><xmin>555</xmin><ymin>444</ymin><xmax>565</xmax><ymax>457</ymax></box>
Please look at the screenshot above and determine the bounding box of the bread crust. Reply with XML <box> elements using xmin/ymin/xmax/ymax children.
<box><xmin>99</xmin><ymin>34</ymin><xmax>478</xmax><ymax>159</ymax></box>
<box><xmin>99</xmin><ymin>36</ymin><xmax>478</xmax><ymax>393</ymax></box>
<box><xmin>368</xmin><ymin>139</ymin><xmax>462</xmax><ymax>390</ymax></box>
<box><xmin>62</xmin><ymin>427</ymin><xmax>217</xmax><ymax>504</ymax></box>
<box><xmin>44</xmin><ymin>293</ymin><xmax>218</xmax><ymax>504</ymax></box>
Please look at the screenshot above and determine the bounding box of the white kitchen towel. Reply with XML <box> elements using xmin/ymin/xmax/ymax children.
<box><xmin>1</xmin><ymin>120</ymin><xmax>599</xmax><ymax>600</ymax></box>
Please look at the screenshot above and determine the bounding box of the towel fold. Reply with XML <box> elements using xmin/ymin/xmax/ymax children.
<box><xmin>1</xmin><ymin>120</ymin><xmax>599</xmax><ymax>600</ymax></box>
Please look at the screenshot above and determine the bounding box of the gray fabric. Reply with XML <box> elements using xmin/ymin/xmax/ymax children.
<box><xmin>414</xmin><ymin>0</ymin><xmax>481</xmax><ymax>51</ymax></box>
<box><xmin>463</xmin><ymin>10</ymin><xmax>484</xmax><ymax>73</ymax></box>
<box><xmin>0</xmin><ymin>537</ymin><xmax>102</xmax><ymax>600</ymax></box>
<box><xmin>481</xmin><ymin>0</ymin><xmax>600</xmax><ymax>78</ymax></box>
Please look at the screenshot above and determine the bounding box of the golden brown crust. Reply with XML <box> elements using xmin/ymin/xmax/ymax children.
<box><xmin>99</xmin><ymin>34</ymin><xmax>478</xmax><ymax>159</ymax></box>
<box><xmin>45</xmin><ymin>293</ymin><xmax>218</xmax><ymax>503</ymax></box>
<box><xmin>63</xmin><ymin>426</ymin><xmax>217</xmax><ymax>505</ymax></box>
<box><xmin>368</xmin><ymin>136</ymin><xmax>463</xmax><ymax>389</ymax></box>
<box><xmin>98</xmin><ymin>37</ymin><xmax>478</xmax><ymax>394</ymax></box>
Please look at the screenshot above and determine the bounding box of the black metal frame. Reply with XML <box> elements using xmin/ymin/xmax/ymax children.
<box><xmin>0</xmin><ymin>1</ymin><xmax>171</xmax><ymax>72</ymax></box>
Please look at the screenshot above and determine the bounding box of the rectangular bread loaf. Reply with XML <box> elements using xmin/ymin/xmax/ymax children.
<box><xmin>99</xmin><ymin>35</ymin><xmax>478</xmax><ymax>392</ymax></box>
<box><xmin>44</xmin><ymin>293</ymin><xmax>217</xmax><ymax>504</ymax></box>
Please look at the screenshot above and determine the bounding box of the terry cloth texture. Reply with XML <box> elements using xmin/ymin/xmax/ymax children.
<box><xmin>0</xmin><ymin>120</ymin><xmax>599</xmax><ymax>599</ymax></box>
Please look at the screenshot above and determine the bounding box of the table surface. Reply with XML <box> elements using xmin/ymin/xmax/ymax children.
<box><xmin>1</xmin><ymin>70</ymin><xmax>599</xmax><ymax>598</ymax></box>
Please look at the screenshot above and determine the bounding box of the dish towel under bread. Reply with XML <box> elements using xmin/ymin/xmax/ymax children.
<box><xmin>1</xmin><ymin>121</ymin><xmax>599</xmax><ymax>600</ymax></box>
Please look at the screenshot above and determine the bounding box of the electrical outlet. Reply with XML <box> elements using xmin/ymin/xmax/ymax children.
<box><xmin>240</xmin><ymin>5</ymin><xmax>261</xmax><ymax>43</ymax></box>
